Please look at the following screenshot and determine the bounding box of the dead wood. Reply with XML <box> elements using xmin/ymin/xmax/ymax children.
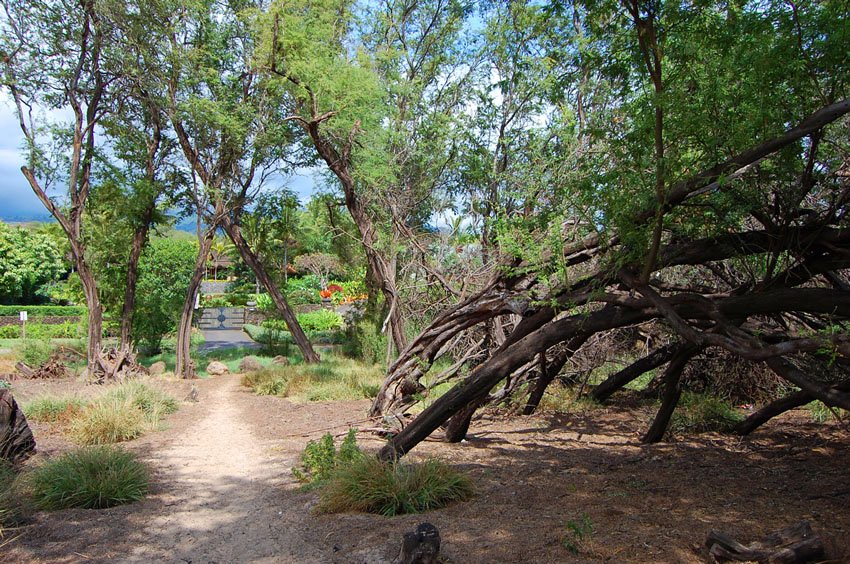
<box><xmin>706</xmin><ymin>520</ymin><xmax>824</xmax><ymax>563</ymax></box>
<box><xmin>0</xmin><ymin>389</ymin><xmax>36</xmax><ymax>464</ymax></box>
<box><xmin>395</xmin><ymin>522</ymin><xmax>440</xmax><ymax>564</ymax></box>
<box><xmin>591</xmin><ymin>343</ymin><xmax>678</xmax><ymax>402</ymax></box>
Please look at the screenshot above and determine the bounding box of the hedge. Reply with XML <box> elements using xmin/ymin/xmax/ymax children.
<box><xmin>0</xmin><ymin>322</ymin><xmax>82</xmax><ymax>339</ymax></box>
<box><xmin>0</xmin><ymin>305</ymin><xmax>86</xmax><ymax>317</ymax></box>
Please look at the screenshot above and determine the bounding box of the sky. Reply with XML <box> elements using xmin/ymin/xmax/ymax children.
<box><xmin>0</xmin><ymin>99</ymin><xmax>322</xmax><ymax>223</ymax></box>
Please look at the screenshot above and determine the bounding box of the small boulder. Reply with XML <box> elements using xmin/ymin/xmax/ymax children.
<box><xmin>238</xmin><ymin>356</ymin><xmax>263</xmax><ymax>373</ymax></box>
<box><xmin>272</xmin><ymin>355</ymin><xmax>290</xmax><ymax>366</ymax></box>
<box><xmin>397</xmin><ymin>523</ymin><xmax>441</xmax><ymax>564</ymax></box>
<box><xmin>206</xmin><ymin>361</ymin><xmax>230</xmax><ymax>376</ymax></box>
<box><xmin>148</xmin><ymin>361</ymin><xmax>167</xmax><ymax>376</ymax></box>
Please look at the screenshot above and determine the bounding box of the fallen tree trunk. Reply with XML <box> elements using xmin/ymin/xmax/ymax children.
<box><xmin>705</xmin><ymin>520</ymin><xmax>824</xmax><ymax>563</ymax></box>
<box><xmin>734</xmin><ymin>381</ymin><xmax>850</xmax><ymax>435</ymax></box>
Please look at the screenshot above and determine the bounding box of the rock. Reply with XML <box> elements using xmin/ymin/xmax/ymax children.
<box><xmin>239</xmin><ymin>356</ymin><xmax>263</xmax><ymax>373</ymax></box>
<box><xmin>149</xmin><ymin>361</ymin><xmax>167</xmax><ymax>376</ymax></box>
<box><xmin>396</xmin><ymin>523</ymin><xmax>440</xmax><ymax>564</ymax></box>
<box><xmin>0</xmin><ymin>388</ymin><xmax>36</xmax><ymax>464</ymax></box>
<box><xmin>206</xmin><ymin>361</ymin><xmax>230</xmax><ymax>376</ymax></box>
<box><xmin>272</xmin><ymin>355</ymin><xmax>290</xmax><ymax>366</ymax></box>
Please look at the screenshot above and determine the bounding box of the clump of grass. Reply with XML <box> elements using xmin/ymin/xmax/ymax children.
<box><xmin>99</xmin><ymin>381</ymin><xmax>178</xmax><ymax>419</ymax></box>
<box><xmin>242</xmin><ymin>355</ymin><xmax>383</xmax><ymax>402</ymax></box>
<box><xmin>0</xmin><ymin>460</ymin><xmax>24</xmax><ymax>531</ymax></box>
<box><xmin>317</xmin><ymin>457</ymin><xmax>475</xmax><ymax>516</ymax></box>
<box><xmin>538</xmin><ymin>384</ymin><xmax>601</xmax><ymax>414</ymax></box>
<box><xmin>69</xmin><ymin>398</ymin><xmax>147</xmax><ymax>445</ymax></box>
<box><xmin>70</xmin><ymin>381</ymin><xmax>177</xmax><ymax>445</ymax></box>
<box><xmin>806</xmin><ymin>400</ymin><xmax>847</xmax><ymax>423</ymax></box>
<box><xmin>668</xmin><ymin>392</ymin><xmax>744</xmax><ymax>435</ymax></box>
<box><xmin>27</xmin><ymin>446</ymin><xmax>148</xmax><ymax>509</ymax></box>
<box><xmin>14</xmin><ymin>339</ymin><xmax>55</xmax><ymax>367</ymax></box>
<box><xmin>23</xmin><ymin>397</ymin><xmax>86</xmax><ymax>423</ymax></box>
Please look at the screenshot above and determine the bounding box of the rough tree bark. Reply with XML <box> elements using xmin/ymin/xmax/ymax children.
<box><xmin>591</xmin><ymin>343</ymin><xmax>678</xmax><ymax>402</ymax></box>
<box><xmin>641</xmin><ymin>345</ymin><xmax>701</xmax><ymax>443</ymax></box>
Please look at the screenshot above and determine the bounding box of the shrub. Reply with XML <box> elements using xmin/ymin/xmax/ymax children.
<box><xmin>14</xmin><ymin>339</ymin><xmax>55</xmax><ymax>366</ymax></box>
<box><xmin>668</xmin><ymin>392</ymin><xmax>744</xmax><ymax>435</ymax></box>
<box><xmin>0</xmin><ymin>325</ymin><xmax>19</xmax><ymax>338</ymax></box>
<box><xmin>317</xmin><ymin>456</ymin><xmax>474</xmax><ymax>516</ymax></box>
<box><xmin>292</xmin><ymin>429</ymin><xmax>362</xmax><ymax>486</ymax></box>
<box><xmin>0</xmin><ymin>380</ymin><xmax>11</xmax><ymax>390</ymax></box>
<box><xmin>28</xmin><ymin>446</ymin><xmax>148</xmax><ymax>509</ymax></box>
<box><xmin>69</xmin><ymin>398</ymin><xmax>147</xmax><ymax>445</ymax></box>
<box><xmin>23</xmin><ymin>397</ymin><xmax>86</xmax><ymax>423</ymax></box>
<box><xmin>0</xmin><ymin>305</ymin><xmax>86</xmax><ymax>317</ymax></box>
<box><xmin>342</xmin><ymin>315</ymin><xmax>387</xmax><ymax>365</ymax></box>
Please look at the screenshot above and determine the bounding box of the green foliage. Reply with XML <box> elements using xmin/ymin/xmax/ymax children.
<box><xmin>285</xmin><ymin>275</ymin><xmax>323</xmax><ymax>306</ymax></box>
<box><xmin>14</xmin><ymin>339</ymin><xmax>55</xmax><ymax>366</ymax></box>
<box><xmin>241</xmin><ymin>355</ymin><xmax>383</xmax><ymax>401</ymax></box>
<box><xmin>0</xmin><ymin>306</ymin><xmax>86</xmax><ymax>317</ymax></box>
<box><xmin>0</xmin><ymin>380</ymin><xmax>11</xmax><ymax>390</ymax></box>
<box><xmin>0</xmin><ymin>459</ymin><xmax>21</xmax><ymax>529</ymax></box>
<box><xmin>537</xmin><ymin>384</ymin><xmax>602</xmax><ymax>414</ymax></box>
<box><xmin>563</xmin><ymin>513</ymin><xmax>594</xmax><ymax>555</ymax></box>
<box><xmin>27</xmin><ymin>446</ymin><xmax>148</xmax><ymax>510</ymax></box>
<box><xmin>22</xmin><ymin>397</ymin><xmax>85</xmax><ymax>423</ymax></box>
<box><xmin>133</xmin><ymin>238</ymin><xmax>198</xmax><ymax>353</ymax></box>
<box><xmin>99</xmin><ymin>381</ymin><xmax>178</xmax><ymax>418</ymax></box>
<box><xmin>0</xmin><ymin>326</ymin><xmax>18</xmax><ymax>339</ymax></box>
<box><xmin>806</xmin><ymin>401</ymin><xmax>847</xmax><ymax>424</ymax></box>
<box><xmin>316</xmin><ymin>457</ymin><xmax>474</xmax><ymax>516</ymax></box>
<box><xmin>669</xmin><ymin>392</ymin><xmax>744</xmax><ymax>435</ymax></box>
<box><xmin>263</xmin><ymin>309</ymin><xmax>343</xmax><ymax>335</ymax></box>
<box><xmin>0</xmin><ymin>222</ymin><xmax>67</xmax><ymax>305</ymax></box>
<box><xmin>342</xmin><ymin>314</ymin><xmax>387</xmax><ymax>366</ymax></box>
<box><xmin>292</xmin><ymin>429</ymin><xmax>362</xmax><ymax>486</ymax></box>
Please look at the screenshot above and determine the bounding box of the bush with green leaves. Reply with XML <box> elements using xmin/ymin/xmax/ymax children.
<box><xmin>28</xmin><ymin>446</ymin><xmax>148</xmax><ymax>509</ymax></box>
<box><xmin>316</xmin><ymin>456</ymin><xmax>475</xmax><ymax>516</ymax></box>
<box><xmin>292</xmin><ymin>429</ymin><xmax>362</xmax><ymax>486</ymax></box>
<box><xmin>0</xmin><ymin>305</ymin><xmax>86</xmax><ymax>317</ymax></box>
<box><xmin>668</xmin><ymin>392</ymin><xmax>744</xmax><ymax>435</ymax></box>
<box><xmin>14</xmin><ymin>339</ymin><xmax>55</xmax><ymax>366</ymax></box>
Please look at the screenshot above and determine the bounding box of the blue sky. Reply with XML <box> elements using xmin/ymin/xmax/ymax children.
<box><xmin>0</xmin><ymin>100</ymin><xmax>322</xmax><ymax>221</ymax></box>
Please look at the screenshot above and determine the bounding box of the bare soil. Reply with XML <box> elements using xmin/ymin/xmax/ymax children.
<box><xmin>3</xmin><ymin>374</ymin><xmax>849</xmax><ymax>563</ymax></box>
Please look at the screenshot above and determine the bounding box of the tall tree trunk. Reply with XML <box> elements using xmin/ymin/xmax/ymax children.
<box><xmin>221</xmin><ymin>217</ymin><xmax>319</xmax><ymax>363</ymax></box>
<box><xmin>176</xmin><ymin>224</ymin><xmax>217</xmax><ymax>378</ymax></box>
<box><xmin>78</xmin><ymin>261</ymin><xmax>104</xmax><ymax>376</ymax></box>
<box><xmin>119</xmin><ymin>223</ymin><xmax>150</xmax><ymax>352</ymax></box>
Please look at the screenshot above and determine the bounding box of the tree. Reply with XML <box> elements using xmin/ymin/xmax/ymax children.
<box><xmin>293</xmin><ymin>253</ymin><xmax>343</xmax><ymax>289</ymax></box>
<box><xmin>0</xmin><ymin>0</ymin><xmax>121</xmax><ymax>376</ymax></box>
<box><xmin>133</xmin><ymin>237</ymin><xmax>197</xmax><ymax>352</ymax></box>
<box><xmin>0</xmin><ymin>222</ymin><xmax>66</xmax><ymax>304</ymax></box>
<box><xmin>373</xmin><ymin>0</ymin><xmax>850</xmax><ymax>459</ymax></box>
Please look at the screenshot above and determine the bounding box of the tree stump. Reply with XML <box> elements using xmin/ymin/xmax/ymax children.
<box><xmin>0</xmin><ymin>388</ymin><xmax>36</xmax><ymax>464</ymax></box>
<box><xmin>706</xmin><ymin>520</ymin><xmax>824</xmax><ymax>563</ymax></box>
<box><xmin>395</xmin><ymin>522</ymin><xmax>441</xmax><ymax>564</ymax></box>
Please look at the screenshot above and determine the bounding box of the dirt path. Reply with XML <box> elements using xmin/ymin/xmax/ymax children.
<box><xmin>127</xmin><ymin>375</ymin><xmax>318</xmax><ymax>563</ymax></box>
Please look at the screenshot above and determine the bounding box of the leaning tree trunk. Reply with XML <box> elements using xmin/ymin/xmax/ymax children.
<box><xmin>641</xmin><ymin>345</ymin><xmax>700</xmax><ymax>443</ymax></box>
<box><xmin>221</xmin><ymin>217</ymin><xmax>319</xmax><ymax>363</ymax></box>
<box><xmin>176</xmin><ymin>224</ymin><xmax>217</xmax><ymax>379</ymax></box>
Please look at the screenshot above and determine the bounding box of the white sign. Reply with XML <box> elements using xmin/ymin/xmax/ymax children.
<box><xmin>19</xmin><ymin>311</ymin><xmax>27</xmax><ymax>322</ymax></box>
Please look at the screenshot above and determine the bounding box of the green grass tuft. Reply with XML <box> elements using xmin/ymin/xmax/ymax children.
<box><xmin>669</xmin><ymin>392</ymin><xmax>744</xmax><ymax>435</ymax></box>
<box><xmin>806</xmin><ymin>400</ymin><xmax>847</xmax><ymax>423</ymax></box>
<box><xmin>69</xmin><ymin>382</ymin><xmax>177</xmax><ymax>445</ymax></box>
<box><xmin>28</xmin><ymin>446</ymin><xmax>148</xmax><ymax>509</ymax></box>
<box><xmin>69</xmin><ymin>398</ymin><xmax>147</xmax><ymax>445</ymax></box>
<box><xmin>241</xmin><ymin>355</ymin><xmax>383</xmax><ymax>402</ymax></box>
<box><xmin>23</xmin><ymin>397</ymin><xmax>86</xmax><ymax>423</ymax></box>
<box><xmin>317</xmin><ymin>456</ymin><xmax>474</xmax><ymax>516</ymax></box>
